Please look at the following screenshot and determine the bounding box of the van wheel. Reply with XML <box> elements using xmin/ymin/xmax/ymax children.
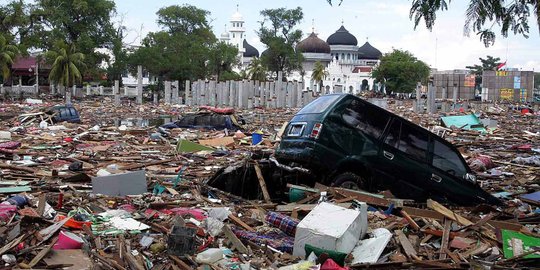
<box><xmin>331</xmin><ymin>172</ymin><xmax>365</xmax><ymax>191</ymax></box>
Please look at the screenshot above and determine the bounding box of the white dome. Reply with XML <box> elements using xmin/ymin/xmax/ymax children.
<box><xmin>220</xmin><ymin>31</ymin><xmax>230</xmax><ymax>39</ymax></box>
<box><xmin>231</xmin><ymin>11</ymin><xmax>243</xmax><ymax>22</ymax></box>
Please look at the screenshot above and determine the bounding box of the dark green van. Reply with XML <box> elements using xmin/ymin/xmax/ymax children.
<box><xmin>275</xmin><ymin>94</ymin><xmax>501</xmax><ymax>206</ymax></box>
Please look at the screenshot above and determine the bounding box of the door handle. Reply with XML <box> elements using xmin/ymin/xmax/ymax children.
<box><xmin>431</xmin><ymin>174</ymin><xmax>442</xmax><ymax>182</ymax></box>
<box><xmin>383</xmin><ymin>151</ymin><xmax>394</xmax><ymax>160</ymax></box>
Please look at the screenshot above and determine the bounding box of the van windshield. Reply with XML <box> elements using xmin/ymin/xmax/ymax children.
<box><xmin>297</xmin><ymin>95</ymin><xmax>340</xmax><ymax>114</ymax></box>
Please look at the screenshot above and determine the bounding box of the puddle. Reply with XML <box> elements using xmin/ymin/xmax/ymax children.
<box><xmin>100</xmin><ymin>116</ymin><xmax>181</xmax><ymax>128</ymax></box>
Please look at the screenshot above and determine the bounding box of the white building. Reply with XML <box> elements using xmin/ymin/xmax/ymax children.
<box><xmin>292</xmin><ymin>25</ymin><xmax>383</xmax><ymax>93</ymax></box>
<box><xmin>220</xmin><ymin>7</ymin><xmax>259</xmax><ymax>71</ymax></box>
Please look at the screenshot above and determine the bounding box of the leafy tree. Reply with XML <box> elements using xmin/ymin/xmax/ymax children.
<box><xmin>106</xmin><ymin>22</ymin><xmax>129</xmax><ymax>85</ymax></box>
<box><xmin>0</xmin><ymin>1</ymin><xmax>43</xmax><ymax>50</ymax></box>
<box><xmin>466</xmin><ymin>55</ymin><xmax>502</xmax><ymax>90</ymax></box>
<box><xmin>311</xmin><ymin>61</ymin><xmax>328</xmax><ymax>92</ymax></box>
<box><xmin>258</xmin><ymin>7</ymin><xmax>304</xmax><ymax>79</ymax></box>
<box><xmin>247</xmin><ymin>57</ymin><xmax>267</xmax><ymax>81</ymax></box>
<box><xmin>207</xmin><ymin>41</ymin><xmax>239</xmax><ymax>81</ymax></box>
<box><xmin>45</xmin><ymin>41</ymin><xmax>85</xmax><ymax>89</ymax></box>
<box><xmin>326</xmin><ymin>0</ymin><xmax>539</xmax><ymax>46</ymax></box>
<box><xmin>371</xmin><ymin>49</ymin><xmax>430</xmax><ymax>94</ymax></box>
<box><xmin>128</xmin><ymin>5</ymin><xmax>216</xmax><ymax>85</ymax></box>
<box><xmin>0</xmin><ymin>34</ymin><xmax>20</xmax><ymax>82</ymax></box>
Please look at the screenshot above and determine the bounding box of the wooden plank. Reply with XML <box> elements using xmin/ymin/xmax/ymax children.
<box><xmin>37</xmin><ymin>193</ymin><xmax>46</xmax><ymax>217</ymax></box>
<box><xmin>169</xmin><ymin>255</ymin><xmax>193</xmax><ymax>270</ymax></box>
<box><xmin>222</xmin><ymin>224</ymin><xmax>249</xmax><ymax>254</ymax></box>
<box><xmin>228</xmin><ymin>214</ymin><xmax>255</xmax><ymax>232</ymax></box>
<box><xmin>28</xmin><ymin>237</ymin><xmax>58</xmax><ymax>267</ymax></box>
<box><xmin>394</xmin><ymin>230</ymin><xmax>420</xmax><ymax>261</ymax></box>
<box><xmin>439</xmin><ymin>219</ymin><xmax>451</xmax><ymax>260</ymax></box>
<box><xmin>254</xmin><ymin>162</ymin><xmax>271</xmax><ymax>203</ymax></box>
<box><xmin>0</xmin><ymin>234</ymin><xmax>26</xmax><ymax>256</ymax></box>
<box><xmin>276</xmin><ymin>203</ymin><xmax>352</xmax><ymax>212</ymax></box>
<box><xmin>120</xmin><ymin>159</ymin><xmax>173</xmax><ymax>170</ymax></box>
<box><xmin>403</xmin><ymin>206</ymin><xmax>523</xmax><ymax>231</ymax></box>
<box><xmin>400</xmin><ymin>210</ymin><xmax>420</xmax><ymax>231</ymax></box>
<box><xmin>427</xmin><ymin>199</ymin><xmax>473</xmax><ymax>226</ymax></box>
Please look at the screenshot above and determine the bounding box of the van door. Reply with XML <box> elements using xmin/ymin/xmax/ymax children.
<box><xmin>379</xmin><ymin>119</ymin><xmax>431</xmax><ymax>200</ymax></box>
<box><xmin>428</xmin><ymin>138</ymin><xmax>492</xmax><ymax>205</ymax></box>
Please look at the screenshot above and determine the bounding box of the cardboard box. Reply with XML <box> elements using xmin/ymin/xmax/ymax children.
<box><xmin>293</xmin><ymin>202</ymin><xmax>367</xmax><ymax>258</ymax></box>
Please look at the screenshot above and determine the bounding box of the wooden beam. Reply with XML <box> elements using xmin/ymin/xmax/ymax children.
<box><xmin>427</xmin><ymin>200</ymin><xmax>473</xmax><ymax>226</ymax></box>
<box><xmin>222</xmin><ymin>224</ymin><xmax>249</xmax><ymax>254</ymax></box>
<box><xmin>228</xmin><ymin>214</ymin><xmax>255</xmax><ymax>232</ymax></box>
<box><xmin>439</xmin><ymin>219</ymin><xmax>451</xmax><ymax>260</ymax></box>
<box><xmin>28</xmin><ymin>237</ymin><xmax>58</xmax><ymax>268</ymax></box>
<box><xmin>254</xmin><ymin>162</ymin><xmax>271</xmax><ymax>203</ymax></box>
<box><xmin>395</xmin><ymin>230</ymin><xmax>421</xmax><ymax>261</ymax></box>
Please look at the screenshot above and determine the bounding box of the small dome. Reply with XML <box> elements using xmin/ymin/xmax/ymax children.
<box><xmin>296</xmin><ymin>32</ymin><xmax>331</xmax><ymax>54</ymax></box>
<box><xmin>243</xmin><ymin>39</ymin><xmax>259</xmax><ymax>57</ymax></box>
<box><xmin>220</xmin><ymin>31</ymin><xmax>230</xmax><ymax>39</ymax></box>
<box><xmin>231</xmin><ymin>11</ymin><xmax>243</xmax><ymax>22</ymax></box>
<box><xmin>327</xmin><ymin>25</ymin><xmax>358</xmax><ymax>46</ymax></box>
<box><xmin>358</xmin><ymin>42</ymin><xmax>382</xmax><ymax>60</ymax></box>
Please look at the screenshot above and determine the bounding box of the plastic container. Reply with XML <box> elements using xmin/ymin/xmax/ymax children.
<box><xmin>167</xmin><ymin>225</ymin><xmax>197</xmax><ymax>257</ymax></box>
<box><xmin>195</xmin><ymin>248</ymin><xmax>224</xmax><ymax>264</ymax></box>
<box><xmin>252</xmin><ymin>131</ymin><xmax>263</xmax><ymax>145</ymax></box>
<box><xmin>53</xmin><ymin>231</ymin><xmax>84</xmax><ymax>250</ymax></box>
<box><xmin>55</xmin><ymin>215</ymin><xmax>92</xmax><ymax>229</ymax></box>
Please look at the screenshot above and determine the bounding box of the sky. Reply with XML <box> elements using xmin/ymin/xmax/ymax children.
<box><xmin>115</xmin><ymin>0</ymin><xmax>540</xmax><ymax>71</ymax></box>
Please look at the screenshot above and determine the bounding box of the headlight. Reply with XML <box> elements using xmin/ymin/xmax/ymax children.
<box><xmin>465</xmin><ymin>173</ymin><xmax>477</xmax><ymax>183</ymax></box>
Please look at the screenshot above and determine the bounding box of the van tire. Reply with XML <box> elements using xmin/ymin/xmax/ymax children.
<box><xmin>331</xmin><ymin>172</ymin><xmax>365</xmax><ymax>191</ymax></box>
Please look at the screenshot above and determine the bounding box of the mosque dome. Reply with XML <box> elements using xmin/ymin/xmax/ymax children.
<box><xmin>296</xmin><ymin>32</ymin><xmax>331</xmax><ymax>54</ymax></box>
<box><xmin>220</xmin><ymin>31</ymin><xmax>230</xmax><ymax>40</ymax></box>
<box><xmin>357</xmin><ymin>42</ymin><xmax>382</xmax><ymax>60</ymax></box>
<box><xmin>327</xmin><ymin>25</ymin><xmax>358</xmax><ymax>46</ymax></box>
<box><xmin>243</xmin><ymin>39</ymin><xmax>259</xmax><ymax>57</ymax></box>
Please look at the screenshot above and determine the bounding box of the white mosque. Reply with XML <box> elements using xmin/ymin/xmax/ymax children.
<box><xmin>220</xmin><ymin>8</ymin><xmax>383</xmax><ymax>94</ymax></box>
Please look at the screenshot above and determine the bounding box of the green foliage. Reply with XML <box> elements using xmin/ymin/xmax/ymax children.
<box><xmin>45</xmin><ymin>41</ymin><xmax>85</xmax><ymax>87</ymax></box>
<box><xmin>106</xmin><ymin>24</ymin><xmax>129</xmax><ymax>85</ymax></box>
<box><xmin>0</xmin><ymin>34</ymin><xmax>20</xmax><ymax>81</ymax></box>
<box><xmin>466</xmin><ymin>55</ymin><xmax>502</xmax><ymax>75</ymax></box>
<box><xmin>220</xmin><ymin>70</ymin><xmax>241</xmax><ymax>81</ymax></box>
<box><xmin>311</xmin><ymin>61</ymin><xmax>328</xmax><ymax>91</ymax></box>
<box><xmin>327</xmin><ymin>0</ymin><xmax>540</xmax><ymax>46</ymax></box>
<box><xmin>466</xmin><ymin>55</ymin><xmax>502</xmax><ymax>89</ymax></box>
<box><xmin>258</xmin><ymin>7</ymin><xmax>304</xmax><ymax>78</ymax></box>
<box><xmin>371</xmin><ymin>49</ymin><xmax>430</xmax><ymax>94</ymax></box>
<box><xmin>207</xmin><ymin>41</ymin><xmax>239</xmax><ymax>81</ymax></box>
<box><xmin>128</xmin><ymin>5</ymin><xmax>216</xmax><ymax>84</ymax></box>
<box><xmin>247</xmin><ymin>57</ymin><xmax>267</xmax><ymax>81</ymax></box>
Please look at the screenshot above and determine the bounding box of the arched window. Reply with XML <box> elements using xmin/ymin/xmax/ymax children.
<box><xmin>349</xmin><ymin>86</ymin><xmax>354</xmax><ymax>93</ymax></box>
<box><xmin>233</xmin><ymin>33</ymin><xmax>235</xmax><ymax>38</ymax></box>
<box><xmin>347</xmin><ymin>54</ymin><xmax>351</xmax><ymax>60</ymax></box>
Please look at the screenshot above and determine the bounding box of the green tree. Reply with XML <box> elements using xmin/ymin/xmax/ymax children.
<box><xmin>258</xmin><ymin>7</ymin><xmax>304</xmax><ymax>79</ymax></box>
<box><xmin>0</xmin><ymin>1</ymin><xmax>43</xmax><ymax>50</ymax></box>
<box><xmin>106</xmin><ymin>22</ymin><xmax>129</xmax><ymax>85</ymax></box>
<box><xmin>0</xmin><ymin>34</ymin><xmax>20</xmax><ymax>82</ymax></box>
<box><xmin>371</xmin><ymin>49</ymin><xmax>430</xmax><ymax>94</ymax></box>
<box><xmin>207</xmin><ymin>41</ymin><xmax>239</xmax><ymax>81</ymax></box>
<box><xmin>45</xmin><ymin>41</ymin><xmax>85</xmax><ymax>89</ymax></box>
<box><xmin>326</xmin><ymin>0</ymin><xmax>539</xmax><ymax>46</ymax></box>
<box><xmin>311</xmin><ymin>61</ymin><xmax>328</xmax><ymax>92</ymax></box>
<box><xmin>247</xmin><ymin>57</ymin><xmax>267</xmax><ymax>81</ymax></box>
<box><xmin>128</xmin><ymin>5</ymin><xmax>216</xmax><ymax>85</ymax></box>
<box><xmin>466</xmin><ymin>55</ymin><xmax>502</xmax><ymax>90</ymax></box>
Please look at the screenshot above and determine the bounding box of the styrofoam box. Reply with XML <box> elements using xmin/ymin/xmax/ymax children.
<box><xmin>293</xmin><ymin>202</ymin><xmax>367</xmax><ymax>258</ymax></box>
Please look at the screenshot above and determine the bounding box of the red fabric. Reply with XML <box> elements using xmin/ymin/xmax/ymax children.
<box><xmin>496</xmin><ymin>62</ymin><xmax>506</xmax><ymax>70</ymax></box>
<box><xmin>199</xmin><ymin>106</ymin><xmax>235</xmax><ymax>115</ymax></box>
<box><xmin>321</xmin><ymin>259</ymin><xmax>349</xmax><ymax>270</ymax></box>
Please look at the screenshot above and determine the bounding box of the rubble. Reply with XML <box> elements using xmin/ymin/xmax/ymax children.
<box><xmin>0</xmin><ymin>97</ymin><xmax>539</xmax><ymax>269</ymax></box>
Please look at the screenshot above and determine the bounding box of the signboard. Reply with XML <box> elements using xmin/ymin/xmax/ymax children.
<box><xmin>520</xmin><ymin>89</ymin><xmax>527</xmax><ymax>102</ymax></box>
<box><xmin>496</xmin><ymin>71</ymin><xmax>508</xmax><ymax>76</ymax></box>
<box><xmin>464</xmin><ymin>75</ymin><xmax>476</xmax><ymax>87</ymax></box>
<box><xmin>514</xmin><ymin>76</ymin><xmax>521</xmax><ymax>89</ymax></box>
<box><xmin>500</xmin><ymin>88</ymin><xmax>514</xmax><ymax>100</ymax></box>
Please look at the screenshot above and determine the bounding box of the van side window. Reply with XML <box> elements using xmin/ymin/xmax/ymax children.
<box><xmin>69</xmin><ymin>108</ymin><xmax>77</xmax><ymax>116</ymax></box>
<box><xmin>432</xmin><ymin>139</ymin><xmax>467</xmax><ymax>177</ymax></box>
<box><xmin>384</xmin><ymin>120</ymin><xmax>428</xmax><ymax>161</ymax></box>
<box><xmin>341</xmin><ymin>99</ymin><xmax>390</xmax><ymax>139</ymax></box>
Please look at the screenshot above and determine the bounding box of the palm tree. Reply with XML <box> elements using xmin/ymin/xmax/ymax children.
<box><xmin>45</xmin><ymin>41</ymin><xmax>85</xmax><ymax>91</ymax></box>
<box><xmin>0</xmin><ymin>34</ymin><xmax>20</xmax><ymax>83</ymax></box>
<box><xmin>311</xmin><ymin>61</ymin><xmax>329</xmax><ymax>93</ymax></box>
<box><xmin>247</xmin><ymin>57</ymin><xmax>267</xmax><ymax>81</ymax></box>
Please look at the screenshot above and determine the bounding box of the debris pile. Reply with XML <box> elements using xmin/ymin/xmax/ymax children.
<box><xmin>0</xmin><ymin>98</ymin><xmax>539</xmax><ymax>269</ymax></box>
